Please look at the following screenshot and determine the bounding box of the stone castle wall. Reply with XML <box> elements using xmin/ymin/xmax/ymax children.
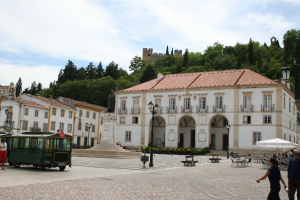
<box><xmin>142</xmin><ymin>48</ymin><xmax>182</xmax><ymax>62</ymax></box>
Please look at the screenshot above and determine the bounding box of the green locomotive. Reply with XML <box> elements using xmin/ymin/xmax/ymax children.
<box><xmin>0</xmin><ymin>132</ymin><xmax>72</xmax><ymax>171</ymax></box>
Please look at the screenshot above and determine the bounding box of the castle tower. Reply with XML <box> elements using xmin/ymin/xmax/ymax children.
<box><xmin>142</xmin><ymin>48</ymin><xmax>153</xmax><ymax>61</ymax></box>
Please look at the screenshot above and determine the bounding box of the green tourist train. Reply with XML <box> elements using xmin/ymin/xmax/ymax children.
<box><xmin>0</xmin><ymin>131</ymin><xmax>72</xmax><ymax>171</ymax></box>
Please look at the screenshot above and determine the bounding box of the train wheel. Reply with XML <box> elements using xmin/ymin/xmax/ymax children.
<box><xmin>13</xmin><ymin>163</ymin><xmax>20</xmax><ymax>168</ymax></box>
<box><xmin>39</xmin><ymin>165</ymin><xmax>46</xmax><ymax>171</ymax></box>
<box><xmin>59</xmin><ymin>166</ymin><xmax>66</xmax><ymax>171</ymax></box>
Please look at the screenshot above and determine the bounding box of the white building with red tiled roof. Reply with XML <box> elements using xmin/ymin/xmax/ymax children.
<box><xmin>115</xmin><ymin>69</ymin><xmax>298</xmax><ymax>152</ymax></box>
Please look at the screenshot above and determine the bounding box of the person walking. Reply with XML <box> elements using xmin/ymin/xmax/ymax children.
<box><xmin>256</xmin><ymin>157</ymin><xmax>287</xmax><ymax>200</ymax></box>
<box><xmin>288</xmin><ymin>149</ymin><xmax>300</xmax><ymax>200</ymax></box>
<box><xmin>0</xmin><ymin>139</ymin><xmax>7</xmax><ymax>170</ymax></box>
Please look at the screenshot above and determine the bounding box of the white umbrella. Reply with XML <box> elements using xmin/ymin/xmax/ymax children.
<box><xmin>256</xmin><ymin>138</ymin><xmax>296</xmax><ymax>155</ymax></box>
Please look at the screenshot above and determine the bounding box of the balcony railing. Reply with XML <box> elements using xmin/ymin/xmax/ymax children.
<box><xmin>4</xmin><ymin>120</ymin><xmax>14</xmax><ymax>128</ymax></box>
<box><xmin>131</xmin><ymin>107</ymin><xmax>141</xmax><ymax>114</ymax></box>
<box><xmin>196</xmin><ymin>106</ymin><xmax>208</xmax><ymax>113</ymax></box>
<box><xmin>261</xmin><ymin>104</ymin><xmax>275</xmax><ymax>112</ymax></box>
<box><xmin>157</xmin><ymin>107</ymin><xmax>163</xmax><ymax>114</ymax></box>
<box><xmin>166</xmin><ymin>106</ymin><xmax>177</xmax><ymax>113</ymax></box>
<box><xmin>240</xmin><ymin>105</ymin><xmax>254</xmax><ymax>112</ymax></box>
<box><xmin>181</xmin><ymin>106</ymin><xmax>193</xmax><ymax>113</ymax></box>
<box><xmin>213</xmin><ymin>105</ymin><xmax>225</xmax><ymax>112</ymax></box>
<box><xmin>118</xmin><ymin>108</ymin><xmax>127</xmax><ymax>114</ymax></box>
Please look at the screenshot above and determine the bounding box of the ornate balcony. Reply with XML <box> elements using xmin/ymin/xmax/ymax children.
<box><xmin>166</xmin><ymin>106</ymin><xmax>177</xmax><ymax>113</ymax></box>
<box><xmin>181</xmin><ymin>106</ymin><xmax>193</xmax><ymax>113</ymax></box>
<box><xmin>213</xmin><ymin>105</ymin><xmax>225</xmax><ymax>112</ymax></box>
<box><xmin>131</xmin><ymin>107</ymin><xmax>141</xmax><ymax>114</ymax></box>
<box><xmin>240</xmin><ymin>105</ymin><xmax>254</xmax><ymax>112</ymax></box>
<box><xmin>157</xmin><ymin>107</ymin><xmax>163</xmax><ymax>114</ymax></box>
<box><xmin>261</xmin><ymin>104</ymin><xmax>275</xmax><ymax>112</ymax></box>
<box><xmin>4</xmin><ymin>120</ymin><xmax>14</xmax><ymax>128</ymax></box>
<box><xmin>196</xmin><ymin>106</ymin><xmax>208</xmax><ymax>113</ymax></box>
<box><xmin>118</xmin><ymin>108</ymin><xmax>127</xmax><ymax>114</ymax></box>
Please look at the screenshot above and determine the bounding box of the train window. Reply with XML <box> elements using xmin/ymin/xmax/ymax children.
<box><xmin>38</xmin><ymin>138</ymin><xmax>44</xmax><ymax>149</ymax></box>
<box><xmin>31</xmin><ymin>138</ymin><xmax>37</xmax><ymax>149</ymax></box>
<box><xmin>45</xmin><ymin>139</ymin><xmax>54</xmax><ymax>149</ymax></box>
<box><xmin>25</xmin><ymin>138</ymin><xmax>30</xmax><ymax>148</ymax></box>
<box><xmin>13</xmin><ymin>138</ymin><xmax>18</xmax><ymax>148</ymax></box>
<box><xmin>18</xmin><ymin>138</ymin><xmax>25</xmax><ymax>149</ymax></box>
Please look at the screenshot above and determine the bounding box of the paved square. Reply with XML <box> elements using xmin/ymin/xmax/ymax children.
<box><xmin>0</xmin><ymin>155</ymin><xmax>293</xmax><ymax>199</ymax></box>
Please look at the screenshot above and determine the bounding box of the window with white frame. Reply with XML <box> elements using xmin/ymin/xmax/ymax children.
<box><xmin>85</xmin><ymin>123</ymin><xmax>88</xmax><ymax>131</ymax></box>
<box><xmin>25</xmin><ymin>108</ymin><xmax>28</xmax><ymax>115</ymax></box>
<box><xmin>120</xmin><ymin>117</ymin><xmax>125</xmax><ymax>124</ymax></box>
<box><xmin>22</xmin><ymin>121</ymin><xmax>28</xmax><ymax>130</ymax></box>
<box><xmin>244</xmin><ymin>96</ymin><xmax>251</xmax><ymax>111</ymax></box>
<box><xmin>184</xmin><ymin>98</ymin><xmax>190</xmax><ymax>110</ymax></box>
<box><xmin>289</xmin><ymin>135</ymin><xmax>291</xmax><ymax>142</ymax></box>
<box><xmin>59</xmin><ymin>123</ymin><xmax>64</xmax><ymax>131</ymax></box>
<box><xmin>92</xmin><ymin>125</ymin><xmax>95</xmax><ymax>132</ymax></box>
<box><xmin>284</xmin><ymin>133</ymin><xmax>286</xmax><ymax>140</ymax></box>
<box><xmin>264</xmin><ymin>116</ymin><xmax>271</xmax><ymax>124</ymax></box>
<box><xmin>68</xmin><ymin>124</ymin><xmax>72</xmax><ymax>132</ymax></box>
<box><xmin>155</xmin><ymin>99</ymin><xmax>161</xmax><ymax>107</ymax></box>
<box><xmin>289</xmin><ymin>120</ymin><xmax>291</xmax><ymax>129</ymax></box>
<box><xmin>121</xmin><ymin>100</ymin><xmax>126</xmax><ymax>113</ymax></box>
<box><xmin>33</xmin><ymin>122</ymin><xmax>38</xmax><ymax>131</ymax></box>
<box><xmin>170</xmin><ymin>98</ymin><xmax>176</xmax><ymax>111</ymax></box>
<box><xmin>44</xmin><ymin>112</ymin><xmax>48</xmax><ymax>118</ymax></box>
<box><xmin>125</xmin><ymin>131</ymin><xmax>131</xmax><ymax>142</ymax></box>
<box><xmin>283</xmin><ymin>96</ymin><xmax>286</xmax><ymax>109</ymax></box>
<box><xmin>79</xmin><ymin>110</ymin><xmax>82</xmax><ymax>117</ymax></box>
<box><xmin>223</xmin><ymin>118</ymin><xmax>228</xmax><ymax>126</ymax></box>
<box><xmin>52</xmin><ymin>108</ymin><xmax>56</xmax><ymax>115</ymax></box>
<box><xmin>200</xmin><ymin>97</ymin><xmax>206</xmax><ymax>110</ymax></box>
<box><xmin>216</xmin><ymin>96</ymin><xmax>223</xmax><ymax>110</ymax></box>
<box><xmin>289</xmin><ymin>100</ymin><xmax>291</xmax><ymax>112</ymax></box>
<box><xmin>93</xmin><ymin>112</ymin><xmax>96</xmax><ymax>119</ymax></box>
<box><xmin>78</xmin><ymin>121</ymin><xmax>82</xmax><ymax>130</ymax></box>
<box><xmin>243</xmin><ymin>116</ymin><xmax>251</xmax><ymax>124</ymax></box>
<box><xmin>34</xmin><ymin>110</ymin><xmax>38</xmax><ymax>117</ymax></box>
<box><xmin>43</xmin><ymin>124</ymin><xmax>47</xmax><ymax>132</ymax></box>
<box><xmin>86</xmin><ymin>111</ymin><xmax>89</xmax><ymax>118</ymax></box>
<box><xmin>264</xmin><ymin>95</ymin><xmax>272</xmax><ymax>111</ymax></box>
<box><xmin>253</xmin><ymin>132</ymin><xmax>261</xmax><ymax>144</ymax></box>
<box><xmin>294</xmin><ymin>123</ymin><xmax>296</xmax><ymax>130</ymax></box>
<box><xmin>133</xmin><ymin>100</ymin><xmax>139</xmax><ymax>113</ymax></box>
<box><xmin>61</xmin><ymin>109</ymin><xmax>65</xmax><ymax>117</ymax></box>
<box><xmin>50</xmin><ymin>122</ymin><xmax>55</xmax><ymax>130</ymax></box>
<box><xmin>69</xmin><ymin>111</ymin><xmax>72</xmax><ymax>118</ymax></box>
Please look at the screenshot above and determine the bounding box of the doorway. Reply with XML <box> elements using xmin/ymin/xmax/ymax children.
<box><xmin>77</xmin><ymin>137</ymin><xmax>81</xmax><ymax>148</ymax></box>
<box><xmin>222</xmin><ymin>134</ymin><xmax>228</xmax><ymax>150</ymax></box>
<box><xmin>190</xmin><ymin>130</ymin><xmax>195</xmax><ymax>148</ymax></box>
<box><xmin>211</xmin><ymin>134</ymin><xmax>216</xmax><ymax>150</ymax></box>
<box><xmin>91</xmin><ymin>138</ymin><xmax>94</xmax><ymax>147</ymax></box>
<box><xmin>179</xmin><ymin>134</ymin><xmax>184</xmax><ymax>148</ymax></box>
<box><xmin>84</xmin><ymin>137</ymin><xmax>87</xmax><ymax>148</ymax></box>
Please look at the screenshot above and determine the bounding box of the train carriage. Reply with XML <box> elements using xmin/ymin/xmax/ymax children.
<box><xmin>0</xmin><ymin>132</ymin><xmax>72</xmax><ymax>171</ymax></box>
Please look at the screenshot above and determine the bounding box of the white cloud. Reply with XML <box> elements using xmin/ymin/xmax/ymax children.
<box><xmin>0</xmin><ymin>63</ymin><xmax>60</xmax><ymax>90</ymax></box>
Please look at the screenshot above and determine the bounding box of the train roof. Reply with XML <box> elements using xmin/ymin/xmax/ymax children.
<box><xmin>0</xmin><ymin>132</ymin><xmax>72</xmax><ymax>138</ymax></box>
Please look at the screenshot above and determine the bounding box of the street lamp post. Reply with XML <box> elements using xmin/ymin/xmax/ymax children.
<box><xmin>226</xmin><ymin>125</ymin><xmax>231</xmax><ymax>159</ymax></box>
<box><xmin>148</xmin><ymin>101</ymin><xmax>159</xmax><ymax>167</ymax></box>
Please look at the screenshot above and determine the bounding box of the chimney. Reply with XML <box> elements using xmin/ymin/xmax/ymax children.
<box><xmin>157</xmin><ymin>73</ymin><xmax>164</xmax><ymax>82</ymax></box>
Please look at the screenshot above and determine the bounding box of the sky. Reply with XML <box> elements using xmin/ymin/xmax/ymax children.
<box><xmin>0</xmin><ymin>0</ymin><xmax>299</xmax><ymax>90</ymax></box>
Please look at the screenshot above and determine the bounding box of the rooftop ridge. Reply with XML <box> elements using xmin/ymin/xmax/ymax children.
<box><xmin>234</xmin><ymin>70</ymin><xmax>245</xmax><ymax>85</ymax></box>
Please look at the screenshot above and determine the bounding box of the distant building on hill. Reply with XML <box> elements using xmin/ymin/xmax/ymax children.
<box><xmin>142</xmin><ymin>48</ymin><xmax>182</xmax><ymax>62</ymax></box>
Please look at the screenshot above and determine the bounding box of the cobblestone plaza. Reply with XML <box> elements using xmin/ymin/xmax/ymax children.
<box><xmin>0</xmin><ymin>155</ymin><xmax>292</xmax><ymax>199</ymax></box>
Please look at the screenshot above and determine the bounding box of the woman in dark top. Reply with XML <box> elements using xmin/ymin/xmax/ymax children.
<box><xmin>256</xmin><ymin>157</ymin><xmax>287</xmax><ymax>200</ymax></box>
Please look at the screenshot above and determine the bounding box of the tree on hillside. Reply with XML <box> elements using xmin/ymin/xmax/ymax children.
<box><xmin>37</xmin><ymin>83</ymin><xmax>42</xmax><ymax>92</ymax></box>
<box><xmin>57</xmin><ymin>60</ymin><xmax>77</xmax><ymax>84</ymax></box>
<box><xmin>129</xmin><ymin>56</ymin><xmax>143</xmax><ymax>71</ymax></box>
<box><xmin>57</xmin><ymin>69</ymin><xmax>64</xmax><ymax>84</ymax></box>
<box><xmin>283</xmin><ymin>29</ymin><xmax>299</xmax><ymax>59</ymax></box>
<box><xmin>15</xmin><ymin>77</ymin><xmax>22</xmax><ymax>96</ymax></box>
<box><xmin>171</xmin><ymin>48</ymin><xmax>173</xmax><ymax>56</ymax></box>
<box><xmin>248</xmin><ymin>38</ymin><xmax>255</xmax><ymax>65</ymax></box>
<box><xmin>166</xmin><ymin>45</ymin><xmax>169</xmax><ymax>55</ymax></box>
<box><xmin>104</xmin><ymin>61</ymin><xmax>119</xmax><ymax>80</ymax></box>
<box><xmin>140</xmin><ymin>64</ymin><xmax>156</xmax><ymax>83</ymax></box>
<box><xmin>118</xmin><ymin>68</ymin><xmax>128</xmax><ymax>77</ymax></box>
<box><xmin>256</xmin><ymin>49</ymin><xmax>263</xmax><ymax>71</ymax></box>
<box><xmin>96</xmin><ymin>62</ymin><xmax>104</xmax><ymax>79</ymax></box>
<box><xmin>77</xmin><ymin>67</ymin><xmax>86</xmax><ymax>80</ymax></box>
<box><xmin>182</xmin><ymin>49</ymin><xmax>189</xmax><ymax>69</ymax></box>
<box><xmin>31</xmin><ymin>81</ymin><xmax>37</xmax><ymax>95</ymax></box>
<box><xmin>86</xmin><ymin>62</ymin><xmax>97</xmax><ymax>80</ymax></box>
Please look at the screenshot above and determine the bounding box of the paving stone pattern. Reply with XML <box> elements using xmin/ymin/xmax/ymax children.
<box><xmin>0</xmin><ymin>155</ymin><xmax>292</xmax><ymax>199</ymax></box>
<box><xmin>72</xmin><ymin>154</ymin><xmax>212</xmax><ymax>170</ymax></box>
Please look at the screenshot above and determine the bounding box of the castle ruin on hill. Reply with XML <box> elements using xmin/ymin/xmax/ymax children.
<box><xmin>142</xmin><ymin>48</ymin><xmax>182</xmax><ymax>62</ymax></box>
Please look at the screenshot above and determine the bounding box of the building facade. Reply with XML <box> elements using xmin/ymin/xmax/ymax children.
<box><xmin>115</xmin><ymin>69</ymin><xmax>298</xmax><ymax>151</ymax></box>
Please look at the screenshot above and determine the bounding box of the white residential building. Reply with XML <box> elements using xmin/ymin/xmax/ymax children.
<box><xmin>115</xmin><ymin>69</ymin><xmax>298</xmax><ymax>152</ymax></box>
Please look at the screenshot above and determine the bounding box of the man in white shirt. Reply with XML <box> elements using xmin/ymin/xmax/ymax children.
<box><xmin>0</xmin><ymin>139</ymin><xmax>7</xmax><ymax>170</ymax></box>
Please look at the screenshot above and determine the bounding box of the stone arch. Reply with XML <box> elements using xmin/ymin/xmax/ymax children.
<box><xmin>177</xmin><ymin>115</ymin><xmax>196</xmax><ymax>148</ymax></box>
<box><xmin>208</xmin><ymin>114</ymin><xmax>230</xmax><ymax>150</ymax></box>
<box><xmin>148</xmin><ymin>115</ymin><xmax>166</xmax><ymax>148</ymax></box>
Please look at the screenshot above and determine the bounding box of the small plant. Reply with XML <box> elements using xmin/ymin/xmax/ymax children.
<box><xmin>154</xmin><ymin>145</ymin><xmax>158</xmax><ymax>148</ymax></box>
<box><xmin>183</xmin><ymin>148</ymin><xmax>188</xmax><ymax>155</ymax></box>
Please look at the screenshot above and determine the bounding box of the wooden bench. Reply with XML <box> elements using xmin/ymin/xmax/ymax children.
<box><xmin>209</xmin><ymin>154</ymin><xmax>222</xmax><ymax>163</ymax></box>
<box><xmin>181</xmin><ymin>155</ymin><xmax>198</xmax><ymax>166</ymax></box>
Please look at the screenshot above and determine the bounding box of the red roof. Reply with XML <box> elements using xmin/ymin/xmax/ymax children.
<box><xmin>121</xmin><ymin>69</ymin><xmax>277</xmax><ymax>92</ymax></box>
<box><xmin>58</xmin><ymin>97</ymin><xmax>107</xmax><ymax>111</ymax></box>
<box><xmin>22</xmin><ymin>100</ymin><xmax>48</xmax><ymax>110</ymax></box>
